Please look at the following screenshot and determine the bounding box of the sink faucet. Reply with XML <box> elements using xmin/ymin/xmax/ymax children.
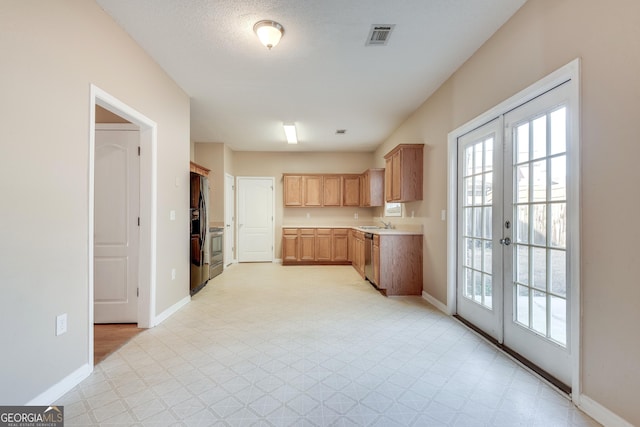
<box><xmin>380</xmin><ymin>220</ymin><xmax>392</xmax><ymax>229</ymax></box>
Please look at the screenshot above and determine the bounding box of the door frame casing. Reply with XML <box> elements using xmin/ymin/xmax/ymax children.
<box><xmin>224</xmin><ymin>173</ymin><xmax>236</xmax><ymax>267</ymax></box>
<box><xmin>446</xmin><ymin>58</ymin><xmax>581</xmax><ymax>400</ymax></box>
<box><xmin>89</xmin><ymin>84</ymin><xmax>158</xmax><ymax>369</ymax></box>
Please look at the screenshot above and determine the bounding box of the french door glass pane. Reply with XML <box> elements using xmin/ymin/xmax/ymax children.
<box><xmin>516</xmin><ymin>206</ymin><xmax>529</xmax><ymax>244</ymax></box>
<box><xmin>550</xmin><ymin>108</ymin><xmax>567</xmax><ymax>155</ymax></box>
<box><xmin>532</xmin><ymin>116</ymin><xmax>547</xmax><ymax>160</ymax></box>
<box><xmin>517</xmin><ymin>123</ymin><xmax>529</xmax><ymax>163</ymax></box>
<box><xmin>550</xmin><ymin>295</ymin><xmax>567</xmax><ymax>344</ymax></box>
<box><xmin>516</xmin><ymin>285</ymin><xmax>529</xmax><ymax>326</ymax></box>
<box><xmin>461</xmin><ymin>136</ymin><xmax>494</xmax><ymax>309</ymax></box>
<box><xmin>512</xmin><ymin>106</ymin><xmax>568</xmax><ymax>346</ymax></box>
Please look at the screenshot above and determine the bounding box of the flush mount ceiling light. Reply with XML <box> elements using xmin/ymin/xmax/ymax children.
<box><xmin>283</xmin><ymin>123</ymin><xmax>298</xmax><ymax>144</ymax></box>
<box><xmin>253</xmin><ymin>20</ymin><xmax>284</xmax><ymax>50</ymax></box>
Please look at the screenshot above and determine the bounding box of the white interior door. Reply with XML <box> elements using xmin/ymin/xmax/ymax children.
<box><xmin>94</xmin><ymin>126</ymin><xmax>139</xmax><ymax>323</ymax></box>
<box><xmin>456</xmin><ymin>82</ymin><xmax>574</xmax><ymax>388</ymax></box>
<box><xmin>237</xmin><ymin>177</ymin><xmax>274</xmax><ymax>262</ymax></box>
<box><xmin>224</xmin><ymin>173</ymin><xmax>235</xmax><ymax>267</ymax></box>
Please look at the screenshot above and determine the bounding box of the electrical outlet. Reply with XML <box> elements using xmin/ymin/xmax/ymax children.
<box><xmin>56</xmin><ymin>313</ymin><xmax>67</xmax><ymax>336</ymax></box>
<box><xmin>169</xmin><ymin>210</ymin><xmax>176</xmax><ymax>221</ymax></box>
<box><xmin>171</xmin><ymin>268</ymin><xmax>176</xmax><ymax>280</ymax></box>
<box><xmin>306</xmin><ymin>212</ymin><xmax>310</xmax><ymax>219</ymax></box>
<box><xmin>354</xmin><ymin>212</ymin><xmax>358</xmax><ymax>220</ymax></box>
<box><xmin>441</xmin><ymin>210</ymin><xmax>447</xmax><ymax>221</ymax></box>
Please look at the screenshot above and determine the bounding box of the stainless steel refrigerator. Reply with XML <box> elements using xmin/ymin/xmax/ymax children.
<box><xmin>190</xmin><ymin>172</ymin><xmax>209</xmax><ymax>295</ymax></box>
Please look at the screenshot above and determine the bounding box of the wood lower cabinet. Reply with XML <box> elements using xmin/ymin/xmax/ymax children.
<box><xmin>352</xmin><ymin>230</ymin><xmax>365</xmax><ymax>278</ymax></box>
<box><xmin>282</xmin><ymin>228</ymin><xmax>351</xmax><ymax>265</ymax></box>
<box><xmin>315</xmin><ymin>229</ymin><xmax>332</xmax><ymax>261</ymax></box>
<box><xmin>332</xmin><ymin>229</ymin><xmax>349</xmax><ymax>262</ymax></box>
<box><xmin>373</xmin><ymin>234</ymin><xmax>380</xmax><ymax>286</ymax></box>
<box><xmin>375</xmin><ymin>234</ymin><xmax>423</xmax><ymax>295</ymax></box>
<box><xmin>282</xmin><ymin>228</ymin><xmax>299</xmax><ymax>262</ymax></box>
<box><xmin>299</xmin><ymin>228</ymin><xmax>316</xmax><ymax>261</ymax></box>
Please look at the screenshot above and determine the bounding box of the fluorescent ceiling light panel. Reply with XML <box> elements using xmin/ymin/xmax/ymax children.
<box><xmin>283</xmin><ymin>123</ymin><xmax>298</xmax><ymax>144</ymax></box>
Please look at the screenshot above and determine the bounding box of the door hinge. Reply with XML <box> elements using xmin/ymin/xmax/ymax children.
<box><xmin>137</xmin><ymin>217</ymin><xmax>140</xmax><ymax>226</ymax></box>
<box><xmin>137</xmin><ymin>146</ymin><xmax>141</xmax><ymax>156</ymax></box>
<box><xmin>136</xmin><ymin>287</ymin><xmax>139</xmax><ymax>297</ymax></box>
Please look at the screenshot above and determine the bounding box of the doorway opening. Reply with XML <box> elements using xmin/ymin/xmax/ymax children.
<box><xmin>89</xmin><ymin>85</ymin><xmax>158</xmax><ymax>368</ymax></box>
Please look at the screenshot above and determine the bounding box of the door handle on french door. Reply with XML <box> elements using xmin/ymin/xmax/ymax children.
<box><xmin>500</xmin><ymin>237</ymin><xmax>511</xmax><ymax>246</ymax></box>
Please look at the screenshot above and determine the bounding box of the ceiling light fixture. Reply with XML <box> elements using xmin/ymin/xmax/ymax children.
<box><xmin>253</xmin><ymin>20</ymin><xmax>284</xmax><ymax>50</ymax></box>
<box><xmin>283</xmin><ymin>123</ymin><xmax>298</xmax><ymax>144</ymax></box>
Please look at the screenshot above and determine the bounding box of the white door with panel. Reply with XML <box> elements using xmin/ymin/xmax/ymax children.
<box><xmin>94</xmin><ymin>126</ymin><xmax>139</xmax><ymax>323</ymax></box>
<box><xmin>224</xmin><ymin>173</ymin><xmax>235</xmax><ymax>267</ymax></box>
<box><xmin>457</xmin><ymin>82</ymin><xmax>574</xmax><ymax>387</ymax></box>
<box><xmin>237</xmin><ymin>177</ymin><xmax>274</xmax><ymax>262</ymax></box>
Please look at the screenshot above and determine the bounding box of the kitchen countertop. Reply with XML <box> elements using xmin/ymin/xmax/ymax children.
<box><xmin>282</xmin><ymin>225</ymin><xmax>423</xmax><ymax>236</ymax></box>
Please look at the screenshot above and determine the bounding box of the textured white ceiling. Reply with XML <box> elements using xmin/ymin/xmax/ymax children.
<box><xmin>96</xmin><ymin>0</ymin><xmax>527</xmax><ymax>152</ymax></box>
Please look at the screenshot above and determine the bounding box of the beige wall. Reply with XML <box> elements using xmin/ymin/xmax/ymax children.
<box><xmin>0</xmin><ymin>0</ymin><xmax>190</xmax><ymax>404</ymax></box>
<box><xmin>374</xmin><ymin>0</ymin><xmax>640</xmax><ymax>423</ymax></box>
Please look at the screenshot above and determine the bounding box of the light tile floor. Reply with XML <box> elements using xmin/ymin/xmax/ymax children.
<box><xmin>57</xmin><ymin>263</ymin><xmax>599</xmax><ymax>426</ymax></box>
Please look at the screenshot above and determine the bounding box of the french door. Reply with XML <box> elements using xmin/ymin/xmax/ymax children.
<box><xmin>457</xmin><ymin>82</ymin><xmax>573</xmax><ymax>388</ymax></box>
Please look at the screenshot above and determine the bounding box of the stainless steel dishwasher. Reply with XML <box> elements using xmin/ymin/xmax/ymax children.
<box><xmin>364</xmin><ymin>233</ymin><xmax>374</xmax><ymax>283</ymax></box>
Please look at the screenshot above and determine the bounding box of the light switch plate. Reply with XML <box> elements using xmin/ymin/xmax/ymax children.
<box><xmin>170</xmin><ymin>210</ymin><xmax>176</xmax><ymax>221</ymax></box>
<box><xmin>56</xmin><ymin>313</ymin><xmax>67</xmax><ymax>336</ymax></box>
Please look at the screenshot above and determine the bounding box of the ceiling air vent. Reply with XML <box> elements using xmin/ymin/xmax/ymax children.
<box><xmin>365</xmin><ymin>24</ymin><xmax>395</xmax><ymax>46</ymax></box>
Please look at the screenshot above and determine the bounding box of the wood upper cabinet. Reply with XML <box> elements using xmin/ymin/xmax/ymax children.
<box><xmin>283</xmin><ymin>171</ymin><xmax>383</xmax><ymax>207</ymax></box>
<box><xmin>360</xmin><ymin>168</ymin><xmax>384</xmax><ymax>207</ymax></box>
<box><xmin>323</xmin><ymin>176</ymin><xmax>342</xmax><ymax>207</ymax></box>
<box><xmin>384</xmin><ymin>144</ymin><xmax>424</xmax><ymax>202</ymax></box>
<box><xmin>332</xmin><ymin>229</ymin><xmax>349</xmax><ymax>262</ymax></box>
<box><xmin>303</xmin><ymin>176</ymin><xmax>323</xmax><ymax>207</ymax></box>
<box><xmin>283</xmin><ymin>175</ymin><xmax>303</xmax><ymax>207</ymax></box>
<box><xmin>190</xmin><ymin>161</ymin><xmax>210</xmax><ymax>176</ymax></box>
<box><xmin>343</xmin><ymin>175</ymin><xmax>361</xmax><ymax>206</ymax></box>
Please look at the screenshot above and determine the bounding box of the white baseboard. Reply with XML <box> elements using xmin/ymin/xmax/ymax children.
<box><xmin>26</xmin><ymin>363</ymin><xmax>91</xmax><ymax>405</ymax></box>
<box><xmin>153</xmin><ymin>295</ymin><xmax>190</xmax><ymax>326</ymax></box>
<box><xmin>422</xmin><ymin>291</ymin><xmax>452</xmax><ymax>315</ymax></box>
<box><xmin>578</xmin><ymin>394</ymin><xmax>633</xmax><ymax>427</ymax></box>
<box><xmin>273</xmin><ymin>258</ymin><xmax>282</xmax><ymax>264</ymax></box>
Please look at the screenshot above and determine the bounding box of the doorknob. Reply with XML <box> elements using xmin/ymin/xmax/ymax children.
<box><xmin>500</xmin><ymin>237</ymin><xmax>511</xmax><ymax>246</ymax></box>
